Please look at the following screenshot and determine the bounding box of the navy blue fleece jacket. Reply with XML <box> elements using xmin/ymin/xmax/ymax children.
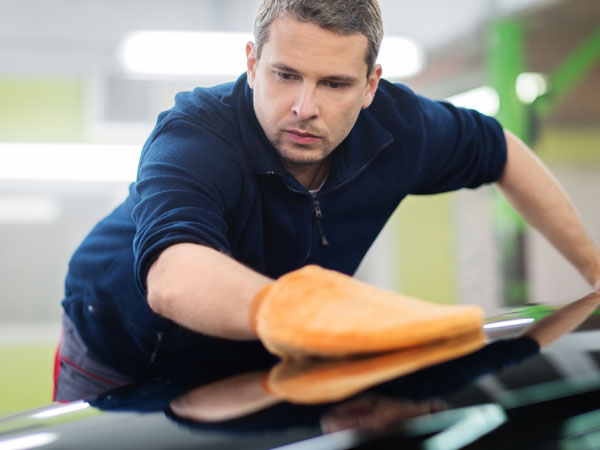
<box><xmin>62</xmin><ymin>74</ymin><xmax>506</xmax><ymax>382</ymax></box>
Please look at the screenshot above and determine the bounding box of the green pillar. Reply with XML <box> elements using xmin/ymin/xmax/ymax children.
<box><xmin>485</xmin><ymin>22</ymin><xmax>600</xmax><ymax>306</ymax></box>
<box><xmin>488</xmin><ymin>20</ymin><xmax>529</xmax><ymax>143</ymax></box>
<box><xmin>486</xmin><ymin>19</ymin><xmax>529</xmax><ymax>306</ymax></box>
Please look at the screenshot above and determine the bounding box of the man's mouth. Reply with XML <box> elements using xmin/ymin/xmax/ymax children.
<box><xmin>285</xmin><ymin>129</ymin><xmax>322</xmax><ymax>145</ymax></box>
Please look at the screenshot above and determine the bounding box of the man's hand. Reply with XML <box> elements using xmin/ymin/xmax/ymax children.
<box><xmin>251</xmin><ymin>265</ymin><xmax>484</xmax><ymax>359</ymax></box>
<box><xmin>496</xmin><ymin>130</ymin><xmax>600</xmax><ymax>291</ymax></box>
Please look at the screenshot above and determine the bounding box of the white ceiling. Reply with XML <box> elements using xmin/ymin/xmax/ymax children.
<box><xmin>0</xmin><ymin>0</ymin><xmax>555</xmax><ymax>78</ymax></box>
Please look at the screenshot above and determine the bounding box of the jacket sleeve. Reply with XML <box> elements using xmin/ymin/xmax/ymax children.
<box><xmin>410</xmin><ymin>95</ymin><xmax>507</xmax><ymax>195</ymax></box>
<box><xmin>131</xmin><ymin>116</ymin><xmax>244</xmax><ymax>297</ymax></box>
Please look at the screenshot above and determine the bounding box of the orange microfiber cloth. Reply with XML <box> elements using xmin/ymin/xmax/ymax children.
<box><xmin>251</xmin><ymin>265</ymin><xmax>484</xmax><ymax>359</ymax></box>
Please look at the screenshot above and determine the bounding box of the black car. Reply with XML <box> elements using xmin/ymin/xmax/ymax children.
<box><xmin>1</xmin><ymin>296</ymin><xmax>599</xmax><ymax>450</ymax></box>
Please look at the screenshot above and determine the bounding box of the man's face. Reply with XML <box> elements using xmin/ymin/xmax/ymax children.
<box><xmin>246</xmin><ymin>16</ymin><xmax>382</xmax><ymax>173</ymax></box>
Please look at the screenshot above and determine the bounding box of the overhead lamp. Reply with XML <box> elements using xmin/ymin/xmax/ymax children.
<box><xmin>118</xmin><ymin>31</ymin><xmax>425</xmax><ymax>80</ymax></box>
<box><xmin>377</xmin><ymin>36</ymin><xmax>425</xmax><ymax>79</ymax></box>
<box><xmin>119</xmin><ymin>31</ymin><xmax>253</xmax><ymax>78</ymax></box>
<box><xmin>0</xmin><ymin>143</ymin><xmax>140</xmax><ymax>183</ymax></box>
<box><xmin>516</xmin><ymin>72</ymin><xmax>548</xmax><ymax>104</ymax></box>
<box><xmin>446</xmin><ymin>86</ymin><xmax>500</xmax><ymax>117</ymax></box>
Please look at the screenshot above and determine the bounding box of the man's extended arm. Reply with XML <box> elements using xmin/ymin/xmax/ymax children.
<box><xmin>146</xmin><ymin>130</ymin><xmax>600</xmax><ymax>344</ymax></box>
<box><xmin>146</xmin><ymin>243</ymin><xmax>271</xmax><ymax>340</ymax></box>
<box><xmin>496</xmin><ymin>130</ymin><xmax>600</xmax><ymax>291</ymax></box>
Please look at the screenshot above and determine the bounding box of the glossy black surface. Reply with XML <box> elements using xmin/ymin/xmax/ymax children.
<box><xmin>1</xmin><ymin>310</ymin><xmax>600</xmax><ymax>450</ymax></box>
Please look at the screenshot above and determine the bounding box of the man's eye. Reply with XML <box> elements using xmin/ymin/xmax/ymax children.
<box><xmin>278</xmin><ymin>72</ymin><xmax>296</xmax><ymax>81</ymax></box>
<box><xmin>325</xmin><ymin>81</ymin><xmax>346</xmax><ymax>90</ymax></box>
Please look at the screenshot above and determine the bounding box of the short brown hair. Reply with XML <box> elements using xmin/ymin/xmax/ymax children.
<box><xmin>253</xmin><ymin>0</ymin><xmax>383</xmax><ymax>73</ymax></box>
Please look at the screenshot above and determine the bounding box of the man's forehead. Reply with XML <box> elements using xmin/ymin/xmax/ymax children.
<box><xmin>261</xmin><ymin>16</ymin><xmax>370</xmax><ymax>76</ymax></box>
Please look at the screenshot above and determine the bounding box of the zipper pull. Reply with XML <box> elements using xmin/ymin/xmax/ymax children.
<box><xmin>312</xmin><ymin>198</ymin><xmax>329</xmax><ymax>248</ymax></box>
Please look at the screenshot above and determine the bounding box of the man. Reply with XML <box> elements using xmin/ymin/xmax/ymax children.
<box><xmin>54</xmin><ymin>0</ymin><xmax>600</xmax><ymax>401</ymax></box>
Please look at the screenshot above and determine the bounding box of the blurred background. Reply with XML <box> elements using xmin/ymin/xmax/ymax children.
<box><xmin>0</xmin><ymin>0</ymin><xmax>598</xmax><ymax>415</ymax></box>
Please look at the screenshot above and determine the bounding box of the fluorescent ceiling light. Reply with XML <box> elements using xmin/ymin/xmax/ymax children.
<box><xmin>516</xmin><ymin>72</ymin><xmax>548</xmax><ymax>104</ymax></box>
<box><xmin>0</xmin><ymin>143</ymin><xmax>140</xmax><ymax>183</ymax></box>
<box><xmin>119</xmin><ymin>31</ymin><xmax>252</xmax><ymax>77</ymax></box>
<box><xmin>119</xmin><ymin>31</ymin><xmax>424</xmax><ymax>80</ymax></box>
<box><xmin>377</xmin><ymin>36</ymin><xmax>425</xmax><ymax>79</ymax></box>
<box><xmin>446</xmin><ymin>86</ymin><xmax>500</xmax><ymax>117</ymax></box>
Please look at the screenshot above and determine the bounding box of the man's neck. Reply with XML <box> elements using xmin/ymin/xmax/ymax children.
<box><xmin>284</xmin><ymin>157</ymin><xmax>333</xmax><ymax>191</ymax></box>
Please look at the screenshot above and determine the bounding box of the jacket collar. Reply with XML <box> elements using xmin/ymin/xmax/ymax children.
<box><xmin>236</xmin><ymin>73</ymin><xmax>394</xmax><ymax>192</ymax></box>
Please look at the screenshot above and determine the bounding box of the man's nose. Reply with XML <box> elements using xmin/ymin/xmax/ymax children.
<box><xmin>292</xmin><ymin>84</ymin><xmax>319</xmax><ymax>120</ymax></box>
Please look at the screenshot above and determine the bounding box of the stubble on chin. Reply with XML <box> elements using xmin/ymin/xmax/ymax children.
<box><xmin>273</xmin><ymin>138</ymin><xmax>333</xmax><ymax>167</ymax></box>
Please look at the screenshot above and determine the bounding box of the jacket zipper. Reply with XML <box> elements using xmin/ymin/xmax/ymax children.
<box><xmin>311</xmin><ymin>194</ymin><xmax>329</xmax><ymax>248</ymax></box>
<box><xmin>306</xmin><ymin>140</ymin><xmax>392</xmax><ymax>253</ymax></box>
<box><xmin>261</xmin><ymin>171</ymin><xmax>323</xmax><ymax>261</ymax></box>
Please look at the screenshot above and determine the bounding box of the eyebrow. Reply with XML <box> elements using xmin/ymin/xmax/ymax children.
<box><xmin>271</xmin><ymin>63</ymin><xmax>359</xmax><ymax>84</ymax></box>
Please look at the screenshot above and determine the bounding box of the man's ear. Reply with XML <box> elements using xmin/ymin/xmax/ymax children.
<box><xmin>246</xmin><ymin>42</ymin><xmax>257</xmax><ymax>89</ymax></box>
<box><xmin>362</xmin><ymin>64</ymin><xmax>382</xmax><ymax>109</ymax></box>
